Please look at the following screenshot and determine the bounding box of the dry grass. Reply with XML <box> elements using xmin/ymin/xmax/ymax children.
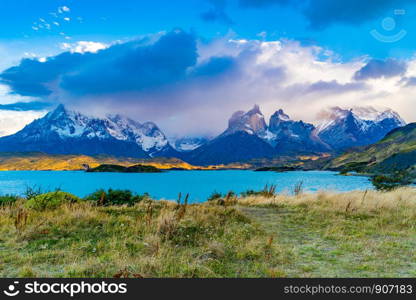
<box><xmin>1</xmin><ymin>187</ymin><xmax>416</xmax><ymax>277</ymax></box>
<box><xmin>237</xmin><ymin>187</ymin><xmax>416</xmax><ymax>214</ymax></box>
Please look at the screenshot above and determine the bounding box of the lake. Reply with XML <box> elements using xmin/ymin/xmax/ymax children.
<box><xmin>0</xmin><ymin>170</ymin><xmax>373</xmax><ymax>203</ymax></box>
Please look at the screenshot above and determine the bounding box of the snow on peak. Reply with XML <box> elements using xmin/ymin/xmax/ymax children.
<box><xmin>224</xmin><ymin>105</ymin><xmax>267</xmax><ymax>136</ymax></box>
<box><xmin>316</xmin><ymin>106</ymin><xmax>405</xmax><ymax>134</ymax></box>
<box><xmin>39</xmin><ymin>105</ymin><xmax>170</xmax><ymax>153</ymax></box>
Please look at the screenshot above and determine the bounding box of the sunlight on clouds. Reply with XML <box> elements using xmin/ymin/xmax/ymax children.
<box><xmin>0</xmin><ymin>110</ymin><xmax>47</xmax><ymax>137</ymax></box>
<box><xmin>60</xmin><ymin>41</ymin><xmax>109</xmax><ymax>54</ymax></box>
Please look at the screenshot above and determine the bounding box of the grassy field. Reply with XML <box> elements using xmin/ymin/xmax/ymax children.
<box><xmin>1</xmin><ymin>187</ymin><xmax>416</xmax><ymax>277</ymax></box>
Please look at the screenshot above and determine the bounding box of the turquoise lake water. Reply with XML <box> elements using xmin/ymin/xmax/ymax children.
<box><xmin>0</xmin><ymin>170</ymin><xmax>373</xmax><ymax>203</ymax></box>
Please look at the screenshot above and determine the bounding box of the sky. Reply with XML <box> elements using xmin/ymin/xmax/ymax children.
<box><xmin>0</xmin><ymin>0</ymin><xmax>416</xmax><ymax>137</ymax></box>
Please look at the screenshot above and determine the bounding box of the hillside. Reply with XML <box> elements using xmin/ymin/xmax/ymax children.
<box><xmin>0</xmin><ymin>152</ymin><xmax>251</xmax><ymax>171</ymax></box>
<box><xmin>327</xmin><ymin>123</ymin><xmax>416</xmax><ymax>176</ymax></box>
<box><xmin>87</xmin><ymin>164</ymin><xmax>162</xmax><ymax>173</ymax></box>
<box><xmin>0</xmin><ymin>152</ymin><xmax>199</xmax><ymax>171</ymax></box>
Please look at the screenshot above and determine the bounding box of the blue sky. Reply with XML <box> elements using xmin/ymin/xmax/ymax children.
<box><xmin>1</xmin><ymin>0</ymin><xmax>416</xmax><ymax>60</ymax></box>
<box><xmin>0</xmin><ymin>0</ymin><xmax>416</xmax><ymax>136</ymax></box>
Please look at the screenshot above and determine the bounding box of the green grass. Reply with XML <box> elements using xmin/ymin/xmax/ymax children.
<box><xmin>1</xmin><ymin>188</ymin><xmax>416</xmax><ymax>277</ymax></box>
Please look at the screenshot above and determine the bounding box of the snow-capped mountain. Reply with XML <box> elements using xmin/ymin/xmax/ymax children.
<box><xmin>184</xmin><ymin>105</ymin><xmax>275</xmax><ymax>165</ymax></box>
<box><xmin>104</xmin><ymin>114</ymin><xmax>173</xmax><ymax>157</ymax></box>
<box><xmin>315</xmin><ymin>106</ymin><xmax>406</xmax><ymax>150</ymax></box>
<box><xmin>184</xmin><ymin>105</ymin><xmax>406</xmax><ymax>165</ymax></box>
<box><xmin>172</xmin><ymin>136</ymin><xmax>210</xmax><ymax>152</ymax></box>
<box><xmin>0</xmin><ymin>103</ymin><xmax>406</xmax><ymax>165</ymax></box>
<box><xmin>268</xmin><ymin>109</ymin><xmax>329</xmax><ymax>153</ymax></box>
<box><xmin>220</xmin><ymin>105</ymin><xmax>268</xmax><ymax>137</ymax></box>
<box><xmin>0</xmin><ymin>104</ymin><xmax>177</xmax><ymax>158</ymax></box>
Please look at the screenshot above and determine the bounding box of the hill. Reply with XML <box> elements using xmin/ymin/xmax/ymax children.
<box><xmin>327</xmin><ymin>123</ymin><xmax>416</xmax><ymax>177</ymax></box>
<box><xmin>87</xmin><ymin>164</ymin><xmax>162</xmax><ymax>173</ymax></box>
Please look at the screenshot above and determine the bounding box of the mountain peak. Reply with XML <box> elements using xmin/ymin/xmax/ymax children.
<box><xmin>271</xmin><ymin>109</ymin><xmax>290</xmax><ymax>121</ymax></box>
<box><xmin>223</xmin><ymin>105</ymin><xmax>267</xmax><ymax>136</ymax></box>
<box><xmin>316</xmin><ymin>106</ymin><xmax>406</xmax><ymax>149</ymax></box>
<box><xmin>247</xmin><ymin>104</ymin><xmax>262</xmax><ymax>115</ymax></box>
<box><xmin>47</xmin><ymin>104</ymin><xmax>68</xmax><ymax>119</ymax></box>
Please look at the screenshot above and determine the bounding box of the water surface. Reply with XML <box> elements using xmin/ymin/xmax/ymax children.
<box><xmin>0</xmin><ymin>170</ymin><xmax>373</xmax><ymax>203</ymax></box>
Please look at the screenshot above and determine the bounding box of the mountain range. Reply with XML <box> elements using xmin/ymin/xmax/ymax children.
<box><xmin>0</xmin><ymin>105</ymin><xmax>178</xmax><ymax>158</ymax></box>
<box><xmin>0</xmin><ymin>104</ymin><xmax>406</xmax><ymax>165</ymax></box>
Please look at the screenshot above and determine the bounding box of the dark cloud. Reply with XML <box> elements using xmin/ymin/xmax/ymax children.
<box><xmin>0</xmin><ymin>101</ymin><xmax>52</xmax><ymax>111</ymax></box>
<box><xmin>304</xmin><ymin>80</ymin><xmax>367</xmax><ymax>94</ymax></box>
<box><xmin>402</xmin><ymin>76</ymin><xmax>416</xmax><ymax>87</ymax></box>
<box><xmin>239</xmin><ymin>0</ymin><xmax>414</xmax><ymax>29</ymax></box>
<box><xmin>192</xmin><ymin>56</ymin><xmax>237</xmax><ymax>77</ymax></box>
<box><xmin>354</xmin><ymin>59</ymin><xmax>407</xmax><ymax>80</ymax></box>
<box><xmin>0</xmin><ymin>52</ymin><xmax>87</xmax><ymax>96</ymax></box>
<box><xmin>201</xmin><ymin>0</ymin><xmax>234</xmax><ymax>25</ymax></box>
<box><xmin>0</xmin><ymin>30</ymin><xmax>199</xmax><ymax>97</ymax></box>
<box><xmin>239</xmin><ymin>0</ymin><xmax>290</xmax><ymax>8</ymax></box>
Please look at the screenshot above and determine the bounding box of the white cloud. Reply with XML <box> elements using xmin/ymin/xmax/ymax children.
<box><xmin>58</xmin><ymin>6</ymin><xmax>70</xmax><ymax>14</ymax></box>
<box><xmin>3</xmin><ymin>35</ymin><xmax>416</xmax><ymax>137</ymax></box>
<box><xmin>60</xmin><ymin>41</ymin><xmax>109</xmax><ymax>54</ymax></box>
<box><xmin>152</xmin><ymin>37</ymin><xmax>415</xmax><ymax>136</ymax></box>
<box><xmin>0</xmin><ymin>110</ymin><xmax>47</xmax><ymax>137</ymax></box>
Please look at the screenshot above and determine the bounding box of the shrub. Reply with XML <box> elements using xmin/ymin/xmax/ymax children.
<box><xmin>207</xmin><ymin>192</ymin><xmax>222</xmax><ymax>202</ymax></box>
<box><xmin>241</xmin><ymin>185</ymin><xmax>277</xmax><ymax>198</ymax></box>
<box><xmin>25</xmin><ymin>191</ymin><xmax>81</xmax><ymax>210</ymax></box>
<box><xmin>293</xmin><ymin>181</ymin><xmax>304</xmax><ymax>196</ymax></box>
<box><xmin>24</xmin><ymin>185</ymin><xmax>43</xmax><ymax>200</ymax></box>
<box><xmin>84</xmin><ymin>189</ymin><xmax>148</xmax><ymax>206</ymax></box>
<box><xmin>371</xmin><ymin>171</ymin><xmax>412</xmax><ymax>191</ymax></box>
<box><xmin>0</xmin><ymin>195</ymin><xmax>19</xmax><ymax>206</ymax></box>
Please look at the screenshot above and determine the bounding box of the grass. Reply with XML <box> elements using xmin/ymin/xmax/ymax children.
<box><xmin>0</xmin><ymin>187</ymin><xmax>416</xmax><ymax>277</ymax></box>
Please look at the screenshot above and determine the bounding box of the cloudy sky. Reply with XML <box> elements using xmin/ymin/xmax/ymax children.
<box><xmin>0</xmin><ymin>0</ymin><xmax>416</xmax><ymax>137</ymax></box>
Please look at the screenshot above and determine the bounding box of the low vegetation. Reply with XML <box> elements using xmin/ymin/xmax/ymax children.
<box><xmin>86</xmin><ymin>164</ymin><xmax>162</xmax><ymax>173</ymax></box>
<box><xmin>371</xmin><ymin>170</ymin><xmax>413</xmax><ymax>191</ymax></box>
<box><xmin>0</xmin><ymin>186</ymin><xmax>416</xmax><ymax>277</ymax></box>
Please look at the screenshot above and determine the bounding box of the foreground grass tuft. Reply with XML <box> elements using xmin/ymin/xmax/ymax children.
<box><xmin>0</xmin><ymin>187</ymin><xmax>415</xmax><ymax>277</ymax></box>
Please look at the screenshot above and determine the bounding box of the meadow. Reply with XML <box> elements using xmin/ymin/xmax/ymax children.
<box><xmin>0</xmin><ymin>187</ymin><xmax>416</xmax><ymax>277</ymax></box>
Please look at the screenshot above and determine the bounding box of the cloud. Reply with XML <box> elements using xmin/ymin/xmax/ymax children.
<box><xmin>239</xmin><ymin>0</ymin><xmax>289</xmax><ymax>8</ymax></box>
<box><xmin>201</xmin><ymin>0</ymin><xmax>234</xmax><ymax>25</ymax></box>
<box><xmin>354</xmin><ymin>58</ymin><xmax>407</xmax><ymax>80</ymax></box>
<box><xmin>0</xmin><ymin>101</ymin><xmax>52</xmax><ymax>111</ymax></box>
<box><xmin>60</xmin><ymin>41</ymin><xmax>109</xmax><ymax>54</ymax></box>
<box><xmin>0</xmin><ymin>30</ymin><xmax>198</xmax><ymax>97</ymax></box>
<box><xmin>1</xmin><ymin>31</ymin><xmax>416</xmax><ymax>136</ymax></box>
<box><xmin>239</xmin><ymin>0</ymin><xmax>415</xmax><ymax>29</ymax></box>
<box><xmin>303</xmin><ymin>80</ymin><xmax>367</xmax><ymax>94</ymax></box>
<box><xmin>192</xmin><ymin>56</ymin><xmax>237</xmax><ymax>77</ymax></box>
<box><xmin>0</xmin><ymin>110</ymin><xmax>47</xmax><ymax>137</ymax></box>
<box><xmin>58</xmin><ymin>6</ymin><xmax>70</xmax><ymax>14</ymax></box>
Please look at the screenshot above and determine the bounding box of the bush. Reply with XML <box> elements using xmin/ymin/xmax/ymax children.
<box><xmin>0</xmin><ymin>195</ymin><xmax>19</xmax><ymax>206</ymax></box>
<box><xmin>25</xmin><ymin>191</ymin><xmax>81</xmax><ymax>210</ymax></box>
<box><xmin>207</xmin><ymin>192</ymin><xmax>222</xmax><ymax>202</ymax></box>
<box><xmin>84</xmin><ymin>189</ymin><xmax>148</xmax><ymax>206</ymax></box>
<box><xmin>371</xmin><ymin>171</ymin><xmax>412</xmax><ymax>191</ymax></box>
<box><xmin>24</xmin><ymin>185</ymin><xmax>43</xmax><ymax>200</ymax></box>
<box><xmin>240</xmin><ymin>185</ymin><xmax>277</xmax><ymax>198</ymax></box>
